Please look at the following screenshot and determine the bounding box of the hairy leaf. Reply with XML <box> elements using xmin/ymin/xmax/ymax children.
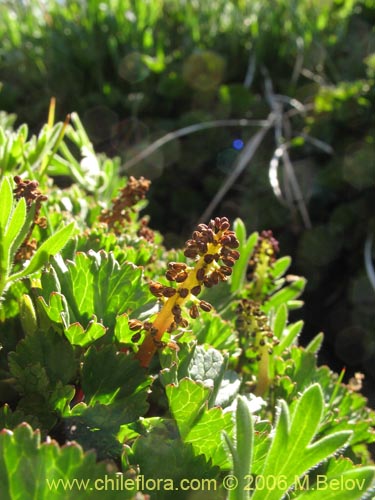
<box><xmin>10</xmin><ymin>222</ymin><xmax>75</xmax><ymax>281</ymax></box>
<box><xmin>251</xmin><ymin>384</ymin><xmax>352</xmax><ymax>500</ymax></box>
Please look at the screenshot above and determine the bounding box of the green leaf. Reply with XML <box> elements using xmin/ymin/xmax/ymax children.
<box><xmin>224</xmin><ymin>395</ymin><xmax>255</xmax><ymax>500</ymax></box>
<box><xmin>231</xmin><ymin>223</ymin><xmax>258</xmax><ymax>293</ymax></box>
<box><xmin>65</xmin><ymin>318</ymin><xmax>107</xmax><ymax>347</ymax></box>
<box><xmin>193</xmin><ymin>311</ymin><xmax>236</xmax><ymax>351</ymax></box>
<box><xmin>81</xmin><ymin>345</ymin><xmax>151</xmax><ymax>406</ymax></box>
<box><xmin>9</xmin><ymin>380</ymin><xmax>74</xmax><ymax>432</ymax></box>
<box><xmin>0</xmin><ymin>423</ymin><xmax>122</xmax><ymax>499</ymax></box>
<box><xmin>270</xmin><ymin>256</ymin><xmax>291</xmax><ymax>279</ymax></box>
<box><xmin>8</xmin><ymin>329</ymin><xmax>77</xmax><ymax>391</ymax></box>
<box><xmin>273</xmin><ymin>304</ymin><xmax>288</xmax><ymax>339</ymax></box>
<box><xmin>128</xmin><ymin>421</ymin><xmax>220</xmax><ymax>500</ymax></box>
<box><xmin>0</xmin><ymin>404</ymin><xmax>40</xmax><ymax>431</ymax></box>
<box><xmin>114</xmin><ymin>313</ymin><xmax>144</xmax><ymax>345</ymax></box>
<box><xmin>166</xmin><ymin>378</ymin><xmax>210</xmax><ymax>440</ymax></box>
<box><xmin>305</xmin><ymin>332</ymin><xmax>324</xmax><ymax>354</ymax></box>
<box><xmin>19</xmin><ymin>293</ymin><xmax>38</xmax><ymax>335</ymax></box>
<box><xmin>263</xmin><ymin>278</ymin><xmax>306</xmax><ymax>312</ymax></box>
<box><xmin>274</xmin><ymin>320</ymin><xmax>304</xmax><ymax>354</ymax></box>
<box><xmin>63</xmin><ymin>348</ymin><xmax>152</xmax><ymax>456</ymax></box>
<box><xmin>235</xmin><ymin>396</ymin><xmax>254</xmax><ymax>478</ymax></box>
<box><xmin>294</xmin><ymin>466</ymin><xmax>375</xmax><ymax>499</ymax></box>
<box><xmin>10</xmin><ymin>222</ymin><xmax>75</xmax><ymax>281</ymax></box>
<box><xmin>36</xmin><ymin>292</ymin><xmax>69</xmax><ymax>331</ymax></box>
<box><xmin>0</xmin><ymin>176</ymin><xmax>13</xmax><ymax>233</ymax></box>
<box><xmin>71</xmin><ymin>392</ymin><xmax>150</xmax><ymax>433</ymax></box>
<box><xmin>183</xmin><ymin>405</ymin><xmax>232</xmax><ymax>469</ymax></box>
<box><xmin>251</xmin><ymin>384</ymin><xmax>352</xmax><ymax>500</ymax></box>
<box><xmin>8</xmin><ymin>203</ymin><xmax>36</xmax><ymax>263</ymax></box>
<box><xmin>43</xmin><ymin>250</ymin><xmax>153</xmax><ymax>331</ymax></box>
<box><xmin>274</xmin><ymin>347</ymin><xmax>320</xmax><ymax>400</ymax></box>
<box><xmin>0</xmin><ymin>180</ymin><xmax>28</xmax><ymax>293</ymax></box>
<box><xmin>166</xmin><ymin>378</ymin><xmax>233</xmax><ymax>468</ymax></box>
<box><xmin>251</xmin><ymin>421</ymin><xmax>273</xmax><ymax>475</ymax></box>
<box><xmin>4</xmin><ymin>197</ymin><xmax>26</xmax><ymax>253</ymax></box>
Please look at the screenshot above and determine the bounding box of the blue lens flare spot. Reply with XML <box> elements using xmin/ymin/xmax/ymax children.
<box><xmin>232</xmin><ymin>139</ymin><xmax>244</xmax><ymax>150</ymax></box>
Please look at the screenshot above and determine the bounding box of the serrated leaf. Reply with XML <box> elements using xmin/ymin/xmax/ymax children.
<box><xmin>36</xmin><ymin>292</ymin><xmax>69</xmax><ymax>330</ymax></box>
<box><xmin>10</xmin><ymin>380</ymin><xmax>75</xmax><ymax>432</ymax></box>
<box><xmin>252</xmin><ymin>421</ymin><xmax>273</xmax><ymax>475</ymax></box>
<box><xmin>0</xmin><ymin>404</ymin><xmax>40</xmax><ymax>431</ymax></box>
<box><xmin>274</xmin><ymin>347</ymin><xmax>318</xmax><ymax>399</ymax></box>
<box><xmin>166</xmin><ymin>378</ymin><xmax>233</xmax><ymax>468</ymax></box>
<box><xmin>81</xmin><ymin>346</ymin><xmax>152</xmax><ymax>406</ymax></box>
<box><xmin>166</xmin><ymin>379</ymin><xmax>210</xmax><ymax>439</ymax></box>
<box><xmin>8</xmin><ymin>329</ymin><xmax>77</xmax><ymax>391</ymax></box>
<box><xmin>129</xmin><ymin>421</ymin><xmax>220</xmax><ymax>500</ymax></box>
<box><xmin>0</xmin><ymin>423</ymin><xmax>122</xmax><ymax>499</ymax></box>
<box><xmin>8</xmin><ymin>362</ymin><xmax>50</xmax><ymax>396</ymax></box>
<box><xmin>10</xmin><ymin>222</ymin><xmax>75</xmax><ymax>281</ymax></box>
<box><xmin>65</xmin><ymin>318</ymin><xmax>107</xmax><ymax>347</ymax></box>
<box><xmin>114</xmin><ymin>313</ymin><xmax>144</xmax><ymax>344</ymax></box>
<box><xmin>45</xmin><ymin>250</ymin><xmax>153</xmax><ymax>331</ymax></box>
<box><xmin>289</xmin><ymin>383</ymin><xmax>324</xmax><ymax>446</ymax></box>
<box><xmin>72</xmin><ymin>392</ymin><xmax>150</xmax><ymax>433</ymax></box>
<box><xmin>184</xmin><ymin>405</ymin><xmax>232</xmax><ymax>468</ymax></box>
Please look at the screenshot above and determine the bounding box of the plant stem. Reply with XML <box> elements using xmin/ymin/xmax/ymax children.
<box><xmin>255</xmin><ymin>344</ymin><xmax>270</xmax><ymax>396</ymax></box>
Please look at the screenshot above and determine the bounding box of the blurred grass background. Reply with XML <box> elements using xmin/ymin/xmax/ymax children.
<box><xmin>0</xmin><ymin>0</ymin><xmax>374</xmax><ymax>401</ymax></box>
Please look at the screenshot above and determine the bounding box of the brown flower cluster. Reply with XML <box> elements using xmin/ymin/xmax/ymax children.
<box><xmin>137</xmin><ymin>217</ymin><xmax>155</xmax><ymax>242</ymax></box>
<box><xmin>99</xmin><ymin>176</ymin><xmax>151</xmax><ymax>234</ymax></box>
<box><xmin>14</xmin><ymin>238</ymin><xmax>38</xmax><ymax>262</ymax></box>
<box><xmin>13</xmin><ymin>176</ymin><xmax>48</xmax><ymax>262</ymax></box>
<box><xmin>135</xmin><ymin>216</ymin><xmax>240</xmax><ymax>368</ymax></box>
<box><xmin>184</xmin><ymin>216</ymin><xmax>239</xmax><ymax>286</ymax></box>
<box><xmin>146</xmin><ymin>216</ymin><xmax>238</xmax><ymax>331</ymax></box>
<box><xmin>13</xmin><ymin>175</ymin><xmax>48</xmax><ymax>228</ymax></box>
